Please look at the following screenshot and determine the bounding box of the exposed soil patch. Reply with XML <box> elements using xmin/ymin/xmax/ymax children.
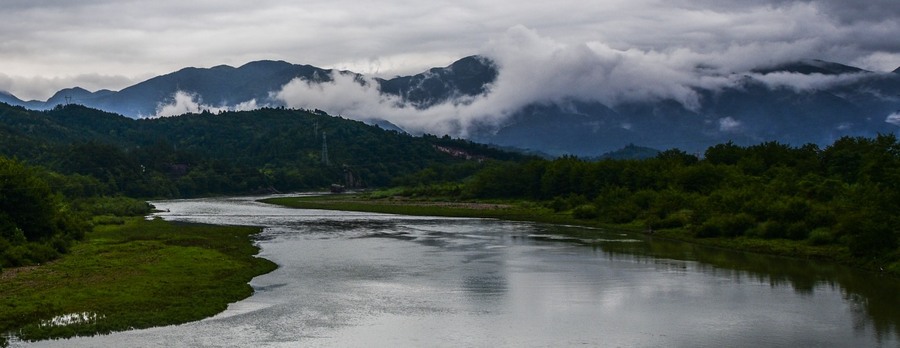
<box><xmin>0</xmin><ymin>265</ymin><xmax>42</xmax><ymax>280</ymax></box>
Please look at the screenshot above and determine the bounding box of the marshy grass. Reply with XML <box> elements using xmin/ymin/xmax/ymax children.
<box><xmin>0</xmin><ymin>217</ymin><xmax>277</xmax><ymax>344</ymax></box>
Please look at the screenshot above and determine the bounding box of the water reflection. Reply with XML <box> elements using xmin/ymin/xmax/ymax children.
<box><xmin>19</xmin><ymin>195</ymin><xmax>900</xmax><ymax>347</ymax></box>
<box><xmin>542</xmin><ymin>223</ymin><xmax>900</xmax><ymax>342</ymax></box>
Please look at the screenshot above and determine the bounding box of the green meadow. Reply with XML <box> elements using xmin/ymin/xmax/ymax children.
<box><xmin>0</xmin><ymin>217</ymin><xmax>276</xmax><ymax>344</ymax></box>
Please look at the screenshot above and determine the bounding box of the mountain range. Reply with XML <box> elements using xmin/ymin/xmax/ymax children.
<box><xmin>2</xmin><ymin>57</ymin><xmax>899</xmax><ymax>156</ymax></box>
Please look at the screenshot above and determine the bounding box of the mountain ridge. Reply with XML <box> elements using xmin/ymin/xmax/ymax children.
<box><xmin>2</xmin><ymin>57</ymin><xmax>898</xmax><ymax>156</ymax></box>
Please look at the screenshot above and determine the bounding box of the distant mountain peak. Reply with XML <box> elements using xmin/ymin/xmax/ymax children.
<box><xmin>238</xmin><ymin>60</ymin><xmax>292</xmax><ymax>68</ymax></box>
<box><xmin>209</xmin><ymin>64</ymin><xmax>235</xmax><ymax>71</ymax></box>
<box><xmin>45</xmin><ymin>87</ymin><xmax>98</xmax><ymax>104</ymax></box>
<box><xmin>377</xmin><ymin>55</ymin><xmax>498</xmax><ymax>108</ymax></box>
<box><xmin>2</xmin><ymin>56</ymin><xmax>897</xmax><ymax>157</ymax></box>
<box><xmin>51</xmin><ymin>86</ymin><xmax>90</xmax><ymax>95</ymax></box>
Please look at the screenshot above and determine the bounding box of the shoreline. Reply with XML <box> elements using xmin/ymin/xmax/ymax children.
<box><xmin>261</xmin><ymin>194</ymin><xmax>895</xmax><ymax>277</ymax></box>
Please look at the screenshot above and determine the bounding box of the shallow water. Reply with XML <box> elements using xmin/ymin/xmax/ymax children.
<box><xmin>18</xmin><ymin>195</ymin><xmax>900</xmax><ymax>347</ymax></box>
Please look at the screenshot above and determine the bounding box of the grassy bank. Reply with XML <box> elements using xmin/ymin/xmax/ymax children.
<box><xmin>263</xmin><ymin>194</ymin><xmax>894</xmax><ymax>276</ymax></box>
<box><xmin>0</xmin><ymin>217</ymin><xmax>277</xmax><ymax>344</ymax></box>
<box><xmin>262</xmin><ymin>195</ymin><xmax>599</xmax><ymax>226</ymax></box>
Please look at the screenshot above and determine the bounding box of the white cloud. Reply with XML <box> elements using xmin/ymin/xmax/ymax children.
<box><xmin>852</xmin><ymin>52</ymin><xmax>900</xmax><ymax>72</ymax></box>
<box><xmin>886</xmin><ymin>112</ymin><xmax>900</xmax><ymax>127</ymax></box>
<box><xmin>718</xmin><ymin>117</ymin><xmax>742</xmax><ymax>132</ymax></box>
<box><xmin>273</xmin><ymin>72</ymin><xmax>489</xmax><ymax>136</ymax></box>
<box><xmin>152</xmin><ymin>90</ymin><xmax>258</xmax><ymax>117</ymax></box>
<box><xmin>270</xmin><ymin>25</ymin><xmax>897</xmax><ymax>137</ymax></box>
<box><xmin>234</xmin><ymin>99</ymin><xmax>260</xmax><ymax>112</ymax></box>
<box><xmin>154</xmin><ymin>91</ymin><xmax>217</xmax><ymax>117</ymax></box>
<box><xmin>482</xmin><ymin>26</ymin><xmax>712</xmax><ymax>111</ymax></box>
<box><xmin>0</xmin><ymin>0</ymin><xmax>897</xmax><ymax>101</ymax></box>
<box><xmin>748</xmin><ymin>72</ymin><xmax>871</xmax><ymax>92</ymax></box>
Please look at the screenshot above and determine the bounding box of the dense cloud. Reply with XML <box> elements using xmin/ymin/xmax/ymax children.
<box><xmin>153</xmin><ymin>91</ymin><xmax>258</xmax><ymax>118</ymax></box>
<box><xmin>272</xmin><ymin>26</ymin><xmax>888</xmax><ymax>137</ymax></box>
<box><xmin>274</xmin><ymin>72</ymin><xmax>487</xmax><ymax>136</ymax></box>
<box><xmin>0</xmin><ymin>0</ymin><xmax>897</xmax><ymax>102</ymax></box>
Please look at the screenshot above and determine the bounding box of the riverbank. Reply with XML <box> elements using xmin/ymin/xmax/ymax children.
<box><xmin>0</xmin><ymin>217</ymin><xmax>277</xmax><ymax>345</ymax></box>
<box><xmin>262</xmin><ymin>194</ymin><xmax>895</xmax><ymax>277</ymax></box>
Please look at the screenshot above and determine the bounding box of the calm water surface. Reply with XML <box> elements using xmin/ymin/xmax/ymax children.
<box><xmin>19</xmin><ymin>195</ymin><xmax>900</xmax><ymax>347</ymax></box>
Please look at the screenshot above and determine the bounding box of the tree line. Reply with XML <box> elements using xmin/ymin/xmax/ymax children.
<box><xmin>3</xmin><ymin>101</ymin><xmax>898</xmax><ymax>271</ymax></box>
<box><xmin>402</xmin><ymin>135</ymin><xmax>900</xmax><ymax>268</ymax></box>
<box><xmin>0</xmin><ymin>102</ymin><xmax>522</xmax><ymax>268</ymax></box>
<box><xmin>0</xmin><ymin>156</ymin><xmax>156</xmax><ymax>270</ymax></box>
<box><xmin>0</xmin><ymin>103</ymin><xmax>521</xmax><ymax>198</ymax></box>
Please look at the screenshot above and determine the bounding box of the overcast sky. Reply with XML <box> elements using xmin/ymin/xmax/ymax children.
<box><xmin>1</xmin><ymin>0</ymin><xmax>898</xmax><ymax>101</ymax></box>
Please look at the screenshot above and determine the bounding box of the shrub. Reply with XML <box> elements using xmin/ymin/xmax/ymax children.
<box><xmin>601</xmin><ymin>203</ymin><xmax>641</xmax><ymax>224</ymax></box>
<box><xmin>547</xmin><ymin>197</ymin><xmax>569</xmax><ymax>212</ymax></box>
<box><xmin>755</xmin><ymin>220</ymin><xmax>787</xmax><ymax>239</ymax></box>
<box><xmin>572</xmin><ymin>204</ymin><xmax>600</xmax><ymax>220</ymax></box>
<box><xmin>654</xmin><ymin>209</ymin><xmax>693</xmax><ymax>229</ymax></box>
<box><xmin>786</xmin><ymin>221</ymin><xmax>810</xmax><ymax>240</ymax></box>
<box><xmin>806</xmin><ymin>228</ymin><xmax>834</xmax><ymax>246</ymax></box>
<box><xmin>3</xmin><ymin>245</ymin><xmax>30</xmax><ymax>267</ymax></box>
<box><xmin>695</xmin><ymin>213</ymin><xmax>755</xmax><ymax>238</ymax></box>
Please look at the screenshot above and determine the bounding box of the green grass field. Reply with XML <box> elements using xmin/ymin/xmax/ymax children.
<box><xmin>0</xmin><ymin>217</ymin><xmax>277</xmax><ymax>344</ymax></box>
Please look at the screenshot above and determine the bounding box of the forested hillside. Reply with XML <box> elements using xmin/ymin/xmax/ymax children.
<box><xmin>0</xmin><ymin>102</ymin><xmax>519</xmax><ymax>198</ymax></box>
<box><xmin>452</xmin><ymin>136</ymin><xmax>900</xmax><ymax>270</ymax></box>
<box><xmin>0</xmin><ymin>102</ymin><xmax>521</xmax><ymax>269</ymax></box>
<box><xmin>3</xmin><ymin>100</ymin><xmax>898</xmax><ymax>272</ymax></box>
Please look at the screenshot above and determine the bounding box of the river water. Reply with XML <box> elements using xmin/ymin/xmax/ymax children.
<box><xmin>19</xmin><ymin>195</ymin><xmax>900</xmax><ymax>347</ymax></box>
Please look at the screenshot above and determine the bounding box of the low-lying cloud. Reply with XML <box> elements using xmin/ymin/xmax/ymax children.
<box><xmin>747</xmin><ymin>71</ymin><xmax>871</xmax><ymax>92</ymax></box>
<box><xmin>153</xmin><ymin>91</ymin><xmax>258</xmax><ymax>118</ymax></box>
<box><xmin>271</xmin><ymin>26</ymin><xmax>888</xmax><ymax>137</ymax></box>
<box><xmin>274</xmin><ymin>72</ymin><xmax>491</xmax><ymax>136</ymax></box>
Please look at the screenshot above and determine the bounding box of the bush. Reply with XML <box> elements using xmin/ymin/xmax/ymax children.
<box><xmin>25</xmin><ymin>243</ymin><xmax>60</xmax><ymax>264</ymax></box>
<box><xmin>839</xmin><ymin>215</ymin><xmax>897</xmax><ymax>257</ymax></box>
<box><xmin>547</xmin><ymin>197</ymin><xmax>570</xmax><ymax>212</ymax></box>
<box><xmin>74</xmin><ymin>197</ymin><xmax>153</xmax><ymax>217</ymax></box>
<box><xmin>601</xmin><ymin>203</ymin><xmax>641</xmax><ymax>224</ymax></box>
<box><xmin>3</xmin><ymin>245</ymin><xmax>30</xmax><ymax>267</ymax></box>
<box><xmin>807</xmin><ymin>228</ymin><xmax>834</xmax><ymax>246</ymax></box>
<box><xmin>572</xmin><ymin>204</ymin><xmax>599</xmax><ymax>220</ymax></box>
<box><xmin>695</xmin><ymin>213</ymin><xmax>755</xmax><ymax>238</ymax></box>
<box><xmin>0</xmin><ymin>214</ymin><xmax>26</xmax><ymax>245</ymax></box>
<box><xmin>754</xmin><ymin>220</ymin><xmax>787</xmax><ymax>239</ymax></box>
<box><xmin>2</xmin><ymin>243</ymin><xmax>62</xmax><ymax>267</ymax></box>
<box><xmin>653</xmin><ymin>209</ymin><xmax>693</xmax><ymax>229</ymax></box>
<box><xmin>786</xmin><ymin>221</ymin><xmax>810</xmax><ymax>240</ymax></box>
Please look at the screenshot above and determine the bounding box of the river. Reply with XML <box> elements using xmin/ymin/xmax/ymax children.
<box><xmin>19</xmin><ymin>195</ymin><xmax>900</xmax><ymax>347</ymax></box>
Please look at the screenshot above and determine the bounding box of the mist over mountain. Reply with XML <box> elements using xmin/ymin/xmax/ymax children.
<box><xmin>2</xmin><ymin>52</ymin><xmax>899</xmax><ymax>156</ymax></box>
